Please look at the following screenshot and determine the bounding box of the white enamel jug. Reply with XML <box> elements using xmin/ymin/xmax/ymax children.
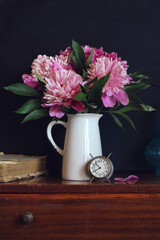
<box><xmin>47</xmin><ymin>113</ymin><xmax>103</xmax><ymax>181</ymax></box>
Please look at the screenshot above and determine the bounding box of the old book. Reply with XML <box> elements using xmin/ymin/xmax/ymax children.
<box><xmin>0</xmin><ymin>154</ymin><xmax>47</xmax><ymax>183</ymax></box>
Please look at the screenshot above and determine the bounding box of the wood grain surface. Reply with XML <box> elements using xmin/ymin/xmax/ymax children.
<box><xmin>0</xmin><ymin>173</ymin><xmax>160</xmax><ymax>194</ymax></box>
<box><xmin>0</xmin><ymin>174</ymin><xmax>160</xmax><ymax>240</ymax></box>
<box><xmin>0</xmin><ymin>193</ymin><xmax>160</xmax><ymax>240</ymax></box>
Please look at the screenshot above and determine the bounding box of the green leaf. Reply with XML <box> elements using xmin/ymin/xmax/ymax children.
<box><xmin>139</xmin><ymin>104</ymin><xmax>155</xmax><ymax>111</ymax></box>
<box><xmin>83</xmin><ymin>69</ymin><xmax>87</xmax><ymax>80</ymax></box>
<box><xmin>15</xmin><ymin>99</ymin><xmax>42</xmax><ymax>114</ymax></box>
<box><xmin>61</xmin><ymin>106</ymin><xmax>70</xmax><ymax>113</ymax></box>
<box><xmin>86</xmin><ymin>48</ymin><xmax>94</xmax><ymax>69</ymax></box>
<box><xmin>88</xmin><ymin>73</ymin><xmax>110</xmax><ymax>103</ymax></box>
<box><xmin>110</xmin><ymin>112</ymin><xmax>123</xmax><ymax>129</ymax></box>
<box><xmin>114</xmin><ymin>104</ymin><xmax>143</xmax><ymax>113</ymax></box>
<box><xmin>124</xmin><ymin>82</ymin><xmax>151</xmax><ymax>93</ymax></box>
<box><xmin>115</xmin><ymin>112</ymin><xmax>137</xmax><ymax>132</ymax></box>
<box><xmin>68</xmin><ymin>51</ymin><xmax>73</xmax><ymax>64</ymax></box>
<box><xmin>72</xmin><ymin>54</ymin><xmax>84</xmax><ymax>72</ymax></box>
<box><xmin>21</xmin><ymin>109</ymin><xmax>48</xmax><ymax>123</ymax></box>
<box><xmin>114</xmin><ymin>103</ymin><xmax>155</xmax><ymax>113</ymax></box>
<box><xmin>74</xmin><ymin>92</ymin><xmax>87</xmax><ymax>102</ymax></box>
<box><xmin>4</xmin><ymin>83</ymin><xmax>41</xmax><ymax>97</ymax></box>
<box><xmin>136</xmin><ymin>79</ymin><xmax>143</xmax><ymax>83</ymax></box>
<box><xmin>129</xmin><ymin>71</ymin><xmax>149</xmax><ymax>79</ymax></box>
<box><xmin>34</xmin><ymin>72</ymin><xmax>46</xmax><ymax>84</ymax></box>
<box><xmin>129</xmin><ymin>71</ymin><xmax>141</xmax><ymax>77</ymax></box>
<box><xmin>90</xmin><ymin>104</ymin><xmax>97</xmax><ymax>109</ymax></box>
<box><xmin>134</xmin><ymin>74</ymin><xmax>150</xmax><ymax>79</ymax></box>
<box><xmin>84</xmin><ymin>77</ymin><xmax>97</xmax><ymax>92</ymax></box>
<box><xmin>72</xmin><ymin>39</ymin><xmax>85</xmax><ymax>65</ymax></box>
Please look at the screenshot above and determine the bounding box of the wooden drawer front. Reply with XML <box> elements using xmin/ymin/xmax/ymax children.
<box><xmin>0</xmin><ymin>194</ymin><xmax>160</xmax><ymax>240</ymax></box>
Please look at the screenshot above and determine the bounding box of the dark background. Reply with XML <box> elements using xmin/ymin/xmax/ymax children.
<box><xmin>0</xmin><ymin>0</ymin><xmax>160</xmax><ymax>176</ymax></box>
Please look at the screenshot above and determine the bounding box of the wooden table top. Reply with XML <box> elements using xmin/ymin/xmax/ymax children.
<box><xmin>0</xmin><ymin>172</ymin><xmax>160</xmax><ymax>194</ymax></box>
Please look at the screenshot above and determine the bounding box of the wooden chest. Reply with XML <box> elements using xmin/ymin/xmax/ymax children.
<box><xmin>0</xmin><ymin>174</ymin><xmax>160</xmax><ymax>240</ymax></box>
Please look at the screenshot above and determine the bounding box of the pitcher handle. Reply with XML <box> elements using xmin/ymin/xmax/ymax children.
<box><xmin>47</xmin><ymin>121</ymin><xmax>67</xmax><ymax>156</ymax></box>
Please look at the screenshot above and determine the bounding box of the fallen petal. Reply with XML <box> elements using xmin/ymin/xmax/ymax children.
<box><xmin>114</xmin><ymin>175</ymin><xmax>139</xmax><ymax>184</ymax></box>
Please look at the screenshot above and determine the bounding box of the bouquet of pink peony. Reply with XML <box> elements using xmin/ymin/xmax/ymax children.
<box><xmin>5</xmin><ymin>40</ymin><xmax>155</xmax><ymax>130</ymax></box>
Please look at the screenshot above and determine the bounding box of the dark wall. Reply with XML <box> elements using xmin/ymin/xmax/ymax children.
<box><xmin>1</xmin><ymin>0</ymin><xmax>160</xmax><ymax>176</ymax></box>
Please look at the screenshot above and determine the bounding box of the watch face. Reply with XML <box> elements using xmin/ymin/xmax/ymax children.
<box><xmin>89</xmin><ymin>157</ymin><xmax>111</xmax><ymax>179</ymax></box>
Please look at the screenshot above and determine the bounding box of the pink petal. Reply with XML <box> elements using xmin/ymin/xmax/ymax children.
<box><xmin>114</xmin><ymin>177</ymin><xmax>126</xmax><ymax>182</ymax></box>
<box><xmin>114</xmin><ymin>90</ymin><xmax>129</xmax><ymax>106</ymax></box>
<box><xmin>22</xmin><ymin>74</ymin><xmax>39</xmax><ymax>89</ymax></box>
<box><xmin>127</xmin><ymin>75</ymin><xmax>133</xmax><ymax>82</ymax></box>
<box><xmin>114</xmin><ymin>175</ymin><xmax>139</xmax><ymax>184</ymax></box>
<box><xmin>53</xmin><ymin>62</ymin><xmax>63</xmax><ymax>71</ymax></box>
<box><xmin>49</xmin><ymin>105</ymin><xmax>64</xmax><ymax>118</ymax></box>
<box><xmin>71</xmin><ymin>100</ymin><xmax>85</xmax><ymax>112</ymax></box>
<box><xmin>101</xmin><ymin>93</ymin><xmax>116</xmax><ymax>107</ymax></box>
<box><xmin>41</xmin><ymin>102</ymin><xmax>58</xmax><ymax>107</ymax></box>
<box><xmin>126</xmin><ymin>175</ymin><xmax>139</xmax><ymax>184</ymax></box>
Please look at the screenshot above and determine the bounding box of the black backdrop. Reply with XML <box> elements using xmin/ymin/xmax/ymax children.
<box><xmin>1</xmin><ymin>0</ymin><xmax>160</xmax><ymax>176</ymax></box>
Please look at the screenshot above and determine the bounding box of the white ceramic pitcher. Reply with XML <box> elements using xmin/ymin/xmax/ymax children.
<box><xmin>47</xmin><ymin>113</ymin><xmax>103</xmax><ymax>181</ymax></box>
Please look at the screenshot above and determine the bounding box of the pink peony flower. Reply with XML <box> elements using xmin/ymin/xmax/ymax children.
<box><xmin>87</xmin><ymin>57</ymin><xmax>130</xmax><ymax>107</ymax></box>
<box><xmin>42</xmin><ymin>69</ymin><xmax>84</xmax><ymax>118</ymax></box>
<box><xmin>22</xmin><ymin>74</ymin><xmax>39</xmax><ymax>89</ymax></box>
<box><xmin>60</xmin><ymin>47</ymin><xmax>71</xmax><ymax>58</ymax></box>
<box><xmin>31</xmin><ymin>54</ymin><xmax>70</xmax><ymax>82</ymax></box>
<box><xmin>60</xmin><ymin>45</ymin><xmax>130</xmax><ymax>71</ymax></box>
<box><xmin>60</xmin><ymin>47</ymin><xmax>77</xmax><ymax>70</ymax></box>
<box><xmin>83</xmin><ymin>45</ymin><xmax>105</xmax><ymax>64</ymax></box>
<box><xmin>104</xmin><ymin>52</ymin><xmax>129</xmax><ymax>70</ymax></box>
<box><xmin>60</xmin><ymin>45</ymin><xmax>106</xmax><ymax>68</ymax></box>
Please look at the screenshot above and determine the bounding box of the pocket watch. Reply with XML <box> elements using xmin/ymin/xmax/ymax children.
<box><xmin>88</xmin><ymin>153</ymin><xmax>114</xmax><ymax>182</ymax></box>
